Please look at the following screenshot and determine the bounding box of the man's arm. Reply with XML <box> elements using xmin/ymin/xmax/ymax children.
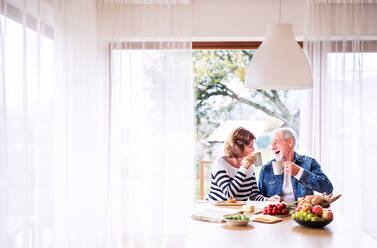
<box><xmin>298</xmin><ymin>159</ymin><xmax>333</xmax><ymax>194</ymax></box>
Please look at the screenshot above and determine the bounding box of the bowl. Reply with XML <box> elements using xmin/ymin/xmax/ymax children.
<box><xmin>223</xmin><ymin>215</ymin><xmax>250</xmax><ymax>226</ymax></box>
<box><xmin>292</xmin><ymin>217</ymin><xmax>332</xmax><ymax>228</ymax></box>
<box><xmin>224</xmin><ymin>218</ymin><xmax>250</xmax><ymax>226</ymax></box>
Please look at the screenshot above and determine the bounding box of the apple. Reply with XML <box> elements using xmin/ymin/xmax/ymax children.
<box><xmin>302</xmin><ymin>203</ymin><xmax>313</xmax><ymax>212</ymax></box>
<box><xmin>295</xmin><ymin>206</ymin><xmax>303</xmax><ymax>212</ymax></box>
<box><xmin>322</xmin><ymin>209</ymin><xmax>334</xmax><ymax>220</ymax></box>
<box><xmin>312</xmin><ymin>205</ymin><xmax>324</xmax><ymax>217</ymax></box>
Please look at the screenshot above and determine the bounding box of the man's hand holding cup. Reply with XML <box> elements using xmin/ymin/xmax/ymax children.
<box><xmin>283</xmin><ymin>161</ymin><xmax>300</xmax><ymax>176</ymax></box>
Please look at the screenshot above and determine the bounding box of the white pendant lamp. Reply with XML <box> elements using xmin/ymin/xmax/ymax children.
<box><xmin>245</xmin><ymin>1</ymin><xmax>313</xmax><ymax>89</ymax></box>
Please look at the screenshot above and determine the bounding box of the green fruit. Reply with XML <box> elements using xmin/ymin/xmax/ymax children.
<box><xmin>302</xmin><ymin>212</ymin><xmax>308</xmax><ymax>217</ymax></box>
<box><xmin>304</xmin><ymin>217</ymin><xmax>310</xmax><ymax>222</ymax></box>
<box><xmin>311</xmin><ymin>216</ymin><xmax>320</xmax><ymax>222</ymax></box>
<box><xmin>299</xmin><ymin>215</ymin><xmax>305</xmax><ymax>221</ymax></box>
<box><xmin>307</xmin><ymin>214</ymin><xmax>313</xmax><ymax>219</ymax></box>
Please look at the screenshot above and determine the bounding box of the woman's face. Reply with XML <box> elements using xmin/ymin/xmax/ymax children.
<box><xmin>242</xmin><ymin>139</ymin><xmax>255</xmax><ymax>157</ymax></box>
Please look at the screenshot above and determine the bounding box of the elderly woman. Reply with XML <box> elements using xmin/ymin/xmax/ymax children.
<box><xmin>206</xmin><ymin>127</ymin><xmax>280</xmax><ymax>202</ymax></box>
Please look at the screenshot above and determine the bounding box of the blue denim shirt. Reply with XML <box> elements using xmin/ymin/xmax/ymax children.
<box><xmin>258</xmin><ymin>152</ymin><xmax>333</xmax><ymax>200</ymax></box>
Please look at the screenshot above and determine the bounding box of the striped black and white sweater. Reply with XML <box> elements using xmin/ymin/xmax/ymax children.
<box><xmin>206</xmin><ymin>156</ymin><xmax>266</xmax><ymax>201</ymax></box>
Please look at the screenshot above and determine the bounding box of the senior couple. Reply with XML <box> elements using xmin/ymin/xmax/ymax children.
<box><xmin>206</xmin><ymin>127</ymin><xmax>333</xmax><ymax>202</ymax></box>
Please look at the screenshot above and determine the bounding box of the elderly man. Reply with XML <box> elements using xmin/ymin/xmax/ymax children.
<box><xmin>258</xmin><ymin>128</ymin><xmax>333</xmax><ymax>202</ymax></box>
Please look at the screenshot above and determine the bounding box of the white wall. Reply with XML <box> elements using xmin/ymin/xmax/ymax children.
<box><xmin>192</xmin><ymin>0</ymin><xmax>307</xmax><ymax>41</ymax></box>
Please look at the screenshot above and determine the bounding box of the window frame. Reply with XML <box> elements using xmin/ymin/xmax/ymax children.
<box><xmin>0</xmin><ymin>2</ymin><xmax>54</xmax><ymax>39</ymax></box>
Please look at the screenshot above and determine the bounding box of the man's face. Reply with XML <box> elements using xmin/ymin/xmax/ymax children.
<box><xmin>271</xmin><ymin>133</ymin><xmax>294</xmax><ymax>161</ymax></box>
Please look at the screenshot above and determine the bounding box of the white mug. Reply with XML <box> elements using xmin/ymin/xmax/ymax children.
<box><xmin>252</xmin><ymin>152</ymin><xmax>262</xmax><ymax>167</ymax></box>
<box><xmin>272</xmin><ymin>161</ymin><xmax>284</xmax><ymax>175</ymax></box>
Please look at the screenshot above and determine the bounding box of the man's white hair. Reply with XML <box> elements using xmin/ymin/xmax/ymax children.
<box><xmin>273</xmin><ymin>127</ymin><xmax>296</xmax><ymax>146</ymax></box>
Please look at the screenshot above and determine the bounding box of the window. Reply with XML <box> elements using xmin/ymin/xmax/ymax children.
<box><xmin>193</xmin><ymin>48</ymin><xmax>302</xmax><ymax>200</ymax></box>
<box><xmin>1</xmin><ymin>4</ymin><xmax>54</xmax><ymax>245</ymax></box>
<box><xmin>108</xmin><ymin>42</ymin><xmax>304</xmax><ymax>202</ymax></box>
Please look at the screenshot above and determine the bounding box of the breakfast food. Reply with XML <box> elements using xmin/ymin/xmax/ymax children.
<box><xmin>224</xmin><ymin>215</ymin><xmax>249</xmax><ymax>221</ymax></box>
<box><xmin>263</xmin><ymin>203</ymin><xmax>289</xmax><ymax>215</ymax></box>
<box><xmin>292</xmin><ymin>203</ymin><xmax>334</xmax><ymax>222</ymax></box>
<box><xmin>297</xmin><ymin>193</ymin><xmax>341</xmax><ymax>208</ymax></box>
<box><xmin>224</xmin><ymin>214</ymin><xmax>250</xmax><ymax>226</ymax></box>
<box><xmin>246</xmin><ymin>154</ymin><xmax>254</xmax><ymax>160</ymax></box>
<box><xmin>227</xmin><ymin>196</ymin><xmax>237</xmax><ymax>203</ymax></box>
<box><xmin>242</xmin><ymin>204</ymin><xmax>255</xmax><ymax>212</ymax></box>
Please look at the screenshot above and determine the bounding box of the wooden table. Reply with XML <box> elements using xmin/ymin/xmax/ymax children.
<box><xmin>185</xmin><ymin>206</ymin><xmax>377</xmax><ymax>248</ymax></box>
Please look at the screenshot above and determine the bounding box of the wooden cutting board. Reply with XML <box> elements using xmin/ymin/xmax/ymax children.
<box><xmin>253</xmin><ymin>214</ymin><xmax>283</xmax><ymax>224</ymax></box>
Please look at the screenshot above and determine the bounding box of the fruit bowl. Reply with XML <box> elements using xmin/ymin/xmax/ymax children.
<box><xmin>292</xmin><ymin>203</ymin><xmax>334</xmax><ymax>228</ymax></box>
<box><xmin>292</xmin><ymin>216</ymin><xmax>332</xmax><ymax>228</ymax></box>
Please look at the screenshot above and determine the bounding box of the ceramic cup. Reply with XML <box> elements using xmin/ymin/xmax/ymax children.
<box><xmin>252</xmin><ymin>152</ymin><xmax>262</xmax><ymax>167</ymax></box>
<box><xmin>272</xmin><ymin>161</ymin><xmax>284</xmax><ymax>175</ymax></box>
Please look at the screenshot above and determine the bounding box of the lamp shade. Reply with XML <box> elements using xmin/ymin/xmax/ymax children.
<box><xmin>245</xmin><ymin>23</ymin><xmax>313</xmax><ymax>89</ymax></box>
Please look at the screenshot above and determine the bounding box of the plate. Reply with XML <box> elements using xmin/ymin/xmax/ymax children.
<box><xmin>293</xmin><ymin>217</ymin><xmax>332</xmax><ymax>228</ymax></box>
<box><xmin>214</xmin><ymin>201</ymin><xmax>246</xmax><ymax>206</ymax></box>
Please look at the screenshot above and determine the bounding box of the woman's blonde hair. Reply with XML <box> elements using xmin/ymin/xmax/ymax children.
<box><xmin>224</xmin><ymin>127</ymin><xmax>256</xmax><ymax>158</ymax></box>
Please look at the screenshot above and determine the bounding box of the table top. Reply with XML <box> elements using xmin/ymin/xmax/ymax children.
<box><xmin>185</xmin><ymin>204</ymin><xmax>377</xmax><ymax>248</ymax></box>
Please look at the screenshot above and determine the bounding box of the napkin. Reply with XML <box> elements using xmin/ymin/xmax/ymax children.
<box><xmin>191</xmin><ymin>205</ymin><xmax>242</xmax><ymax>223</ymax></box>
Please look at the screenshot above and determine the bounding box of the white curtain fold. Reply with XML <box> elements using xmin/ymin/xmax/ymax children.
<box><xmin>303</xmin><ymin>0</ymin><xmax>377</xmax><ymax>241</ymax></box>
<box><xmin>1</xmin><ymin>0</ymin><xmax>194</xmax><ymax>247</ymax></box>
<box><xmin>53</xmin><ymin>0</ymin><xmax>109</xmax><ymax>247</ymax></box>
<box><xmin>1</xmin><ymin>0</ymin><xmax>110</xmax><ymax>247</ymax></box>
<box><xmin>0</xmin><ymin>0</ymin><xmax>56</xmax><ymax>247</ymax></box>
<box><xmin>107</xmin><ymin>47</ymin><xmax>194</xmax><ymax>248</ymax></box>
<box><xmin>98</xmin><ymin>1</ymin><xmax>194</xmax><ymax>247</ymax></box>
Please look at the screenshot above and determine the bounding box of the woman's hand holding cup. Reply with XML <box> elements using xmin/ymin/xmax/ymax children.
<box><xmin>241</xmin><ymin>154</ymin><xmax>255</xmax><ymax>169</ymax></box>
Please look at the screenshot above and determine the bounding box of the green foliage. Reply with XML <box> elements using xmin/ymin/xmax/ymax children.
<box><xmin>193</xmin><ymin>50</ymin><xmax>251</xmax><ymax>144</ymax></box>
<box><xmin>193</xmin><ymin>49</ymin><xmax>299</xmax><ymax>153</ymax></box>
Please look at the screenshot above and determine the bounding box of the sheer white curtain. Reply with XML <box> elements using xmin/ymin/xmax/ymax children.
<box><xmin>1</xmin><ymin>0</ymin><xmax>194</xmax><ymax>247</ymax></box>
<box><xmin>53</xmin><ymin>0</ymin><xmax>109</xmax><ymax>247</ymax></box>
<box><xmin>302</xmin><ymin>0</ymin><xmax>377</xmax><ymax>240</ymax></box>
<box><xmin>0</xmin><ymin>1</ymin><xmax>56</xmax><ymax>247</ymax></box>
<box><xmin>97</xmin><ymin>1</ymin><xmax>194</xmax><ymax>247</ymax></box>
<box><xmin>1</xmin><ymin>0</ymin><xmax>110</xmax><ymax>247</ymax></box>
